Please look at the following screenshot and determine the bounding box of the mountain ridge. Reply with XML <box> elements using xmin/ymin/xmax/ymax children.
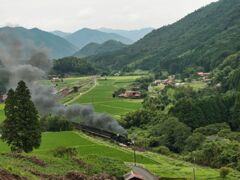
<box><xmin>0</xmin><ymin>26</ymin><xmax>77</xmax><ymax>59</ymax></box>
<box><xmin>65</xmin><ymin>28</ymin><xmax>132</xmax><ymax>49</ymax></box>
<box><xmin>73</xmin><ymin>40</ymin><xmax>127</xmax><ymax>58</ymax></box>
<box><xmin>86</xmin><ymin>0</ymin><xmax>240</xmax><ymax>73</ymax></box>
<box><xmin>98</xmin><ymin>27</ymin><xmax>154</xmax><ymax>42</ymax></box>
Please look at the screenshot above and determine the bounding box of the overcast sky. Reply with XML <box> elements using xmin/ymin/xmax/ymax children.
<box><xmin>0</xmin><ymin>0</ymin><xmax>218</xmax><ymax>32</ymax></box>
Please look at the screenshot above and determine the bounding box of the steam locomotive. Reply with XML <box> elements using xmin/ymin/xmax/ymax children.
<box><xmin>72</xmin><ymin>122</ymin><xmax>132</xmax><ymax>146</ymax></box>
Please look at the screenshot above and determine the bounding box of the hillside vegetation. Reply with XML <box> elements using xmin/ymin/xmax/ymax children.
<box><xmin>52</xmin><ymin>57</ymin><xmax>97</xmax><ymax>75</ymax></box>
<box><xmin>71</xmin><ymin>76</ymin><xmax>142</xmax><ymax>119</ymax></box>
<box><xmin>0</xmin><ymin>131</ymin><xmax>239</xmax><ymax>179</ymax></box>
<box><xmin>0</xmin><ymin>104</ymin><xmax>4</xmax><ymax>124</ymax></box>
<box><xmin>87</xmin><ymin>0</ymin><xmax>240</xmax><ymax>73</ymax></box>
<box><xmin>98</xmin><ymin>27</ymin><xmax>154</xmax><ymax>42</ymax></box>
<box><xmin>73</xmin><ymin>40</ymin><xmax>126</xmax><ymax>58</ymax></box>
<box><xmin>0</xmin><ymin>27</ymin><xmax>77</xmax><ymax>58</ymax></box>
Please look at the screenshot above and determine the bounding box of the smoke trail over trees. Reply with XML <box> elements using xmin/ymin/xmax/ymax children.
<box><xmin>0</xmin><ymin>32</ymin><xmax>126</xmax><ymax>135</ymax></box>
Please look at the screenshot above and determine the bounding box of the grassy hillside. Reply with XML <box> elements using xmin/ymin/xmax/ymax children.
<box><xmin>1</xmin><ymin>76</ymin><xmax>240</xmax><ymax>179</ymax></box>
<box><xmin>88</xmin><ymin>0</ymin><xmax>240</xmax><ymax>73</ymax></box>
<box><xmin>0</xmin><ymin>104</ymin><xmax>4</xmax><ymax>124</ymax></box>
<box><xmin>73</xmin><ymin>40</ymin><xmax>127</xmax><ymax>58</ymax></box>
<box><xmin>0</xmin><ymin>131</ymin><xmax>239</xmax><ymax>179</ymax></box>
<box><xmin>70</xmin><ymin>76</ymin><xmax>142</xmax><ymax>119</ymax></box>
<box><xmin>40</xmin><ymin>76</ymin><xmax>93</xmax><ymax>91</ymax></box>
<box><xmin>40</xmin><ymin>76</ymin><xmax>96</xmax><ymax>104</ymax></box>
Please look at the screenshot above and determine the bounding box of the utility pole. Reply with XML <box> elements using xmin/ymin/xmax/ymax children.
<box><xmin>193</xmin><ymin>157</ymin><xmax>196</xmax><ymax>180</ymax></box>
<box><xmin>132</xmin><ymin>140</ymin><xmax>137</xmax><ymax>166</ymax></box>
<box><xmin>133</xmin><ymin>147</ymin><xmax>136</xmax><ymax>166</ymax></box>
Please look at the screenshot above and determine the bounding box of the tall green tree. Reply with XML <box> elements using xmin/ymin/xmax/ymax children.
<box><xmin>1</xmin><ymin>81</ymin><xmax>41</xmax><ymax>153</ymax></box>
<box><xmin>1</xmin><ymin>89</ymin><xmax>17</xmax><ymax>151</ymax></box>
<box><xmin>230</xmin><ymin>94</ymin><xmax>240</xmax><ymax>130</ymax></box>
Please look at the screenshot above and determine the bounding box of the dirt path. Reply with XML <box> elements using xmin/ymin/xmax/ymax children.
<box><xmin>64</xmin><ymin>77</ymin><xmax>97</xmax><ymax>105</ymax></box>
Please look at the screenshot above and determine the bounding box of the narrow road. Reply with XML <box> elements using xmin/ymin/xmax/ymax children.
<box><xmin>65</xmin><ymin>76</ymin><xmax>97</xmax><ymax>105</ymax></box>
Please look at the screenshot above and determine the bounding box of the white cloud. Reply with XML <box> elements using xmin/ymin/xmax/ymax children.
<box><xmin>0</xmin><ymin>0</ymin><xmax>218</xmax><ymax>32</ymax></box>
<box><xmin>76</xmin><ymin>7</ymin><xmax>95</xmax><ymax>18</ymax></box>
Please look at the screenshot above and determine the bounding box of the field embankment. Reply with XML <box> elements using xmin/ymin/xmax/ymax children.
<box><xmin>70</xmin><ymin>76</ymin><xmax>143</xmax><ymax>119</ymax></box>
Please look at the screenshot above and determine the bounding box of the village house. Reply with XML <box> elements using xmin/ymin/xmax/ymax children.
<box><xmin>51</xmin><ymin>75</ymin><xmax>63</xmax><ymax>83</ymax></box>
<box><xmin>118</xmin><ymin>91</ymin><xmax>141</xmax><ymax>98</ymax></box>
<box><xmin>153</xmin><ymin>80</ymin><xmax>161</xmax><ymax>86</ymax></box>
<box><xmin>163</xmin><ymin>79</ymin><xmax>174</xmax><ymax>86</ymax></box>
<box><xmin>124</xmin><ymin>168</ymin><xmax>158</xmax><ymax>180</ymax></box>
<box><xmin>124</xmin><ymin>171</ymin><xmax>144</xmax><ymax>180</ymax></box>
<box><xmin>197</xmin><ymin>72</ymin><xmax>211</xmax><ymax>83</ymax></box>
<box><xmin>175</xmin><ymin>82</ymin><xmax>186</xmax><ymax>87</ymax></box>
<box><xmin>197</xmin><ymin>72</ymin><xmax>210</xmax><ymax>77</ymax></box>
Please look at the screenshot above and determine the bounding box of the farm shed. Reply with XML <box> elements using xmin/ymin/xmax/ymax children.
<box><xmin>197</xmin><ymin>72</ymin><xmax>210</xmax><ymax>77</ymax></box>
<box><xmin>118</xmin><ymin>91</ymin><xmax>141</xmax><ymax>98</ymax></box>
<box><xmin>124</xmin><ymin>171</ymin><xmax>144</xmax><ymax>180</ymax></box>
<box><xmin>124</xmin><ymin>167</ymin><xmax>159</xmax><ymax>180</ymax></box>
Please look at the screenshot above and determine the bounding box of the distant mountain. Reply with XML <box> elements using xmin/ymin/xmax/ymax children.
<box><xmin>51</xmin><ymin>30</ymin><xmax>71</xmax><ymax>38</ymax></box>
<box><xmin>0</xmin><ymin>27</ymin><xmax>77</xmax><ymax>59</ymax></box>
<box><xmin>98</xmin><ymin>27</ymin><xmax>154</xmax><ymax>42</ymax></box>
<box><xmin>88</xmin><ymin>0</ymin><xmax>240</xmax><ymax>73</ymax></box>
<box><xmin>73</xmin><ymin>40</ymin><xmax>127</xmax><ymax>58</ymax></box>
<box><xmin>65</xmin><ymin>28</ymin><xmax>132</xmax><ymax>49</ymax></box>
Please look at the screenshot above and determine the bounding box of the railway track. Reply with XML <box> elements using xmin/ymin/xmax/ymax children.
<box><xmin>72</xmin><ymin>122</ymin><xmax>132</xmax><ymax>146</ymax></box>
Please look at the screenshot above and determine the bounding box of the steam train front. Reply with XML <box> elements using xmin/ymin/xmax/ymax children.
<box><xmin>73</xmin><ymin>123</ymin><xmax>132</xmax><ymax>146</ymax></box>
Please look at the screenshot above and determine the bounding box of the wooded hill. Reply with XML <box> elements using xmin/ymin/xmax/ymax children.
<box><xmin>65</xmin><ymin>28</ymin><xmax>132</xmax><ymax>49</ymax></box>
<box><xmin>87</xmin><ymin>0</ymin><xmax>240</xmax><ymax>73</ymax></box>
<box><xmin>73</xmin><ymin>40</ymin><xmax>127</xmax><ymax>58</ymax></box>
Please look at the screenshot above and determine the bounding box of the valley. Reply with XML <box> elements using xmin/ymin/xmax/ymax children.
<box><xmin>0</xmin><ymin>130</ymin><xmax>240</xmax><ymax>179</ymax></box>
<box><xmin>0</xmin><ymin>0</ymin><xmax>240</xmax><ymax>179</ymax></box>
<box><xmin>69</xmin><ymin>76</ymin><xmax>142</xmax><ymax>118</ymax></box>
<box><xmin>1</xmin><ymin>75</ymin><xmax>240</xmax><ymax>179</ymax></box>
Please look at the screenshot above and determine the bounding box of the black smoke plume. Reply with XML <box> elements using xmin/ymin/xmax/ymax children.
<box><xmin>0</xmin><ymin>32</ymin><xmax>126</xmax><ymax>135</ymax></box>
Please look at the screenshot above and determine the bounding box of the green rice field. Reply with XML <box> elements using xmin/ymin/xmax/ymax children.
<box><xmin>0</xmin><ymin>131</ymin><xmax>239</xmax><ymax>179</ymax></box>
<box><xmin>71</xmin><ymin>76</ymin><xmax>143</xmax><ymax>119</ymax></box>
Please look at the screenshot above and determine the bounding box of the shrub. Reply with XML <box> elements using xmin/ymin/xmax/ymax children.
<box><xmin>40</xmin><ymin>115</ymin><xmax>73</xmax><ymax>132</ymax></box>
<box><xmin>112</xmin><ymin>88</ymin><xmax>126</xmax><ymax>97</ymax></box>
<box><xmin>153</xmin><ymin>146</ymin><xmax>171</xmax><ymax>155</ymax></box>
<box><xmin>52</xmin><ymin>147</ymin><xmax>78</xmax><ymax>158</ymax></box>
<box><xmin>219</xmin><ymin>167</ymin><xmax>231</xmax><ymax>178</ymax></box>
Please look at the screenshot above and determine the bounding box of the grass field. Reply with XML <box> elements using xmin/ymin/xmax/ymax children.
<box><xmin>0</xmin><ymin>131</ymin><xmax>239</xmax><ymax>179</ymax></box>
<box><xmin>70</xmin><ymin>76</ymin><xmax>143</xmax><ymax>119</ymax></box>
<box><xmin>40</xmin><ymin>76</ymin><xmax>94</xmax><ymax>91</ymax></box>
<box><xmin>0</xmin><ymin>104</ymin><xmax>5</xmax><ymax>123</ymax></box>
<box><xmin>1</xmin><ymin>77</ymin><xmax>239</xmax><ymax>179</ymax></box>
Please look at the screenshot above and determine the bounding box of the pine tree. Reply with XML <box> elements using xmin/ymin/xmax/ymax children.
<box><xmin>1</xmin><ymin>89</ymin><xmax>18</xmax><ymax>151</ymax></box>
<box><xmin>1</xmin><ymin>81</ymin><xmax>41</xmax><ymax>153</ymax></box>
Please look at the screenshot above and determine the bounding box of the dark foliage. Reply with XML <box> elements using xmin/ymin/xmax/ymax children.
<box><xmin>52</xmin><ymin>147</ymin><xmax>78</xmax><ymax>158</ymax></box>
<box><xmin>87</xmin><ymin>0</ymin><xmax>240</xmax><ymax>74</ymax></box>
<box><xmin>40</xmin><ymin>115</ymin><xmax>73</xmax><ymax>132</ymax></box>
<box><xmin>1</xmin><ymin>81</ymin><xmax>41</xmax><ymax>153</ymax></box>
<box><xmin>169</xmin><ymin>93</ymin><xmax>239</xmax><ymax>129</ymax></box>
<box><xmin>73</xmin><ymin>40</ymin><xmax>126</xmax><ymax>58</ymax></box>
<box><xmin>52</xmin><ymin>57</ymin><xmax>97</xmax><ymax>75</ymax></box>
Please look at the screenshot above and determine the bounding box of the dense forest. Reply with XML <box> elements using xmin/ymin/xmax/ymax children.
<box><xmin>120</xmin><ymin>72</ymin><xmax>240</xmax><ymax>171</ymax></box>
<box><xmin>73</xmin><ymin>40</ymin><xmax>126</xmax><ymax>58</ymax></box>
<box><xmin>86</xmin><ymin>0</ymin><xmax>240</xmax><ymax>75</ymax></box>
<box><xmin>52</xmin><ymin>57</ymin><xmax>97</xmax><ymax>75</ymax></box>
